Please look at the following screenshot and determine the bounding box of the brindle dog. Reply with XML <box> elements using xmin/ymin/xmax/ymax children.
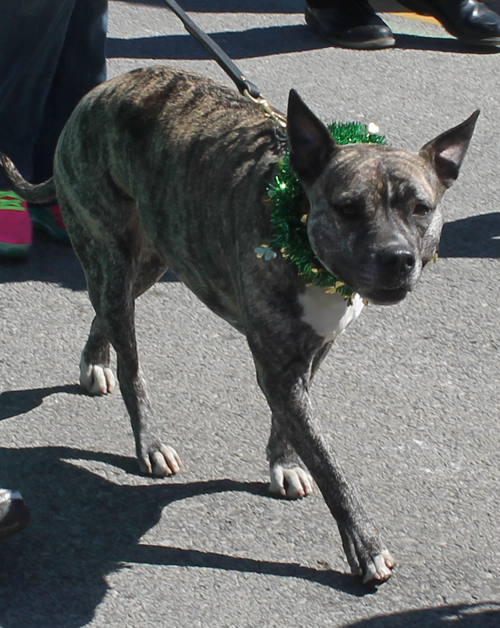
<box><xmin>0</xmin><ymin>66</ymin><xmax>478</xmax><ymax>583</ymax></box>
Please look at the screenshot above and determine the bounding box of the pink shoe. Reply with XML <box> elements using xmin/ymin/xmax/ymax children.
<box><xmin>0</xmin><ymin>190</ymin><xmax>32</xmax><ymax>259</ymax></box>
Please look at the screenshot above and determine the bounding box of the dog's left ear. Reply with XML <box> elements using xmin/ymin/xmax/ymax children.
<box><xmin>287</xmin><ymin>89</ymin><xmax>335</xmax><ymax>185</ymax></box>
<box><xmin>420</xmin><ymin>110</ymin><xmax>480</xmax><ymax>189</ymax></box>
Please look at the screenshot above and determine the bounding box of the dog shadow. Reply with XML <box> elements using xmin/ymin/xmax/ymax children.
<box><xmin>439</xmin><ymin>212</ymin><xmax>500</xmax><ymax>258</ymax></box>
<box><xmin>1</xmin><ymin>445</ymin><xmax>498</xmax><ymax>627</ymax></box>
<box><xmin>343</xmin><ymin>604</ymin><xmax>500</xmax><ymax>627</ymax></box>
<box><xmin>0</xmin><ymin>385</ymin><xmax>83</xmax><ymax>421</ymax></box>
<box><xmin>0</xmin><ymin>444</ymin><xmax>369</xmax><ymax>628</ymax></box>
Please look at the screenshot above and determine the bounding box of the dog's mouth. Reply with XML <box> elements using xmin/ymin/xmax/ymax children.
<box><xmin>363</xmin><ymin>287</ymin><xmax>409</xmax><ymax>306</ymax></box>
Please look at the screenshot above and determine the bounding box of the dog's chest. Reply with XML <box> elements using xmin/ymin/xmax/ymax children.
<box><xmin>298</xmin><ymin>287</ymin><xmax>365</xmax><ymax>343</ymax></box>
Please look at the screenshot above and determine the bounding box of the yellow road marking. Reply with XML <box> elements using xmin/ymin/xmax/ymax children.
<box><xmin>390</xmin><ymin>11</ymin><xmax>441</xmax><ymax>25</ymax></box>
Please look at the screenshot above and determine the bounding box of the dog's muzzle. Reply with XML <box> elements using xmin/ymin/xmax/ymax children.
<box><xmin>362</xmin><ymin>245</ymin><xmax>419</xmax><ymax>305</ymax></box>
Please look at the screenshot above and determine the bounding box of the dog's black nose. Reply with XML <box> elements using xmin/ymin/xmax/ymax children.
<box><xmin>377</xmin><ymin>248</ymin><xmax>416</xmax><ymax>274</ymax></box>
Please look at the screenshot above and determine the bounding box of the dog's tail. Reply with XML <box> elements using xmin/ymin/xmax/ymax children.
<box><xmin>0</xmin><ymin>152</ymin><xmax>56</xmax><ymax>204</ymax></box>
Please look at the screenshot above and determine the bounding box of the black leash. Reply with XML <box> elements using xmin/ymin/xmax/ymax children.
<box><xmin>161</xmin><ymin>0</ymin><xmax>287</xmax><ymax>132</ymax></box>
<box><xmin>161</xmin><ymin>0</ymin><xmax>260</xmax><ymax>98</ymax></box>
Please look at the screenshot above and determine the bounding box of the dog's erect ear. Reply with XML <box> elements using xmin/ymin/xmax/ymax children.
<box><xmin>287</xmin><ymin>89</ymin><xmax>335</xmax><ymax>185</ymax></box>
<box><xmin>420</xmin><ymin>110</ymin><xmax>479</xmax><ymax>189</ymax></box>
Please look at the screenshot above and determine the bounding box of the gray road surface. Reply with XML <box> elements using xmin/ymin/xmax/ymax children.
<box><xmin>1</xmin><ymin>1</ymin><xmax>499</xmax><ymax>626</ymax></box>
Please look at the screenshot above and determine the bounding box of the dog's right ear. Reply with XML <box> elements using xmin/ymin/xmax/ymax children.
<box><xmin>287</xmin><ymin>89</ymin><xmax>335</xmax><ymax>185</ymax></box>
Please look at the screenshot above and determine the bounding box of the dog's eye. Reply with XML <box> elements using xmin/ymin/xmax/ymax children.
<box><xmin>334</xmin><ymin>202</ymin><xmax>362</xmax><ymax>219</ymax></box>
<box><xmin>413</xmin><ymin>203</ymin><xmax>432</xmax><ymax>217</ymax></box>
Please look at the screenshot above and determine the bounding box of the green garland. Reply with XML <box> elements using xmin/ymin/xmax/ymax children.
<box><xmin>257</xmin><ymin>122</ymin><xmax>387</xmax><ymax>299</ymax></box>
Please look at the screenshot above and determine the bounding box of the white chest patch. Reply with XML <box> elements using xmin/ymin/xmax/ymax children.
<box><xmin>298</xmin><ymin>286</ymin><xmax>365</xmax><ymax>343</ymax></box>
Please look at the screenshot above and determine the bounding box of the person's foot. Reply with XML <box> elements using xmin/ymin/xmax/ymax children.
<box><xmin>0</xmin><ymin>489</ymin><xmax>30</xmax><ymax>539</ymax></box>
<box><xmin>29</xmin><ymin>204</ymin><xmax>71</xmax><ymax>245</ymax></box>
<box><xmin>0</xmin><ymin>190</ymin><xmax>32</xmax><ymax>259</ymax></box>
<box><xmin>305</xmin><ymin>2</ymin><xmax>396</xmax><ymax>49</ymax></box>
<box><xmin>399</xmin><ymin>0</ymin><xmax>500</xmax><ymax>45</ymax></box>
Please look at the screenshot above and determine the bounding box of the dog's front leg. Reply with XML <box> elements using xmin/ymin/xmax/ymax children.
<box><xmin>255</xmin><ymin>356</ymin><xmax>394</xmax><ymax>583</ymax></box>
<box><xmin>266</xmin><ymin>341</ymin><xmax>334</xmax><ymax>499</ymax></box>
<box><xmin>267</xmin><ymin>413</ymin><xmax>314</xmax><ymax>499</ymax></box>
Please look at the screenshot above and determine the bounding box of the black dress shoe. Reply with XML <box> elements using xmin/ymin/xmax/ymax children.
<box><xmin>0</xmin><ymin>489</ymin><xmax>30</xmax><ymax>539</ymax></box>
<box><xmin>399</xmin><ymin>0</ymin><xmax>500</xmax><ymax>44</ymax></box>
<box><xmin>305</xmin><ymin>2</ymin><xmax>396</xmax><ymax>49</ymax></box>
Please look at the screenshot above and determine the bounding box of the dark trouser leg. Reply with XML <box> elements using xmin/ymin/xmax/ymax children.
<box><xmin>0</xmin><ymin>0</ymin><xmax>77</xmax><ymax>185</ymax></box>
<box><xmin>33</xmin><ymin>0</ymin><xmax>108</xmax><ymax>183</ymax></box>
<box><xmin>0</xmin><ymin>0</ymin><xmax>108</xmax><ymax>188</ymax></box>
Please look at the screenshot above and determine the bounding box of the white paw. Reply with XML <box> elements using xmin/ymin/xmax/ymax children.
<box><xmin>80</xmin><ymin>357</ymin><xmax>116</xmax><ymax>395</ymax></box>
<box><xmin>139</xmin><ymin>445</ymin><xmax>182</xmax><ymax>477</ymax></box>
<box><xmin>269</xmin><ymin>465</ymin><xmax>314</xmax><ymax>499</ymax></box>
<box><xmin>361</xmin><ymin>549</ymin><xmax>396</xmax><ymax>583</ymax></box>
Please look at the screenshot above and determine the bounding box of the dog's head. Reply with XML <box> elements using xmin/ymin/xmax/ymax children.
<box><xmin>287</xmin><ymin>90</ymin><xmax>479</xmax><ymax>305</ymax></box>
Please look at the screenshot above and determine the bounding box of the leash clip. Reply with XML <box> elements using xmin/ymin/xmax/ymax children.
<box><xmin>242</xmin><ymin>90</ymin><xmax>288</xmax><ymax>142</ymax></box>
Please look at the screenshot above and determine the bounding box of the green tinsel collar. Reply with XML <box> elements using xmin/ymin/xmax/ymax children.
<box><xmin>256</xmin><ymin>122</ymin><xmax>387</xmax><ymax>300</ymax></box>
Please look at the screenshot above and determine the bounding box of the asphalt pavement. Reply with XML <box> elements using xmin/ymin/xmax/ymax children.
<box><xmin>1</xmin><ymin>1</ymin><xmax>500</xmax><ymax>627</ymax></box>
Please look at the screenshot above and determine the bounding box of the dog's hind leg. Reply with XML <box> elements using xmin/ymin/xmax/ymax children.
<box><xmin>67</xmin><ymin>199</ymin><xmax>179</xmax><ymax>475</ymax></box>
<box><xmin>80</xmin><ymin>253</ymin><xmax>169</xmax><ymax>397</ymax></box>
<box><xmin>266</xmin><ymin>342</ymin><xmax>332</xmax><ymax>499</ymax></box>
<box><xmin>84</xmin><ymin>256</ymin><xmax>180</xmax><ymax>477</ymax></box>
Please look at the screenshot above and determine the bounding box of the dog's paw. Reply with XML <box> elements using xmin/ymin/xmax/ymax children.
<box><xmin>347</xmin><ymin>544</ymin><xmax>395</xmax><ymax>584</ymax></box>
<box><xmin>361</xmin><ymin>550</ymin><xmax>395</xmax><ymax>584</ymax></box>
<box><xmin>80</xmin><ymin>358</ymin><xmax>116</xmax><ymax>395</ymax></box>
<box><xmin>269</xmin><ymin>465</ymin><xmax>313</xmax><ymax>499</ymax></box>
<box><xmin>139</xmin><ymin>444</ymin><xmax>182</xmax><ymax>477</ymax></box>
